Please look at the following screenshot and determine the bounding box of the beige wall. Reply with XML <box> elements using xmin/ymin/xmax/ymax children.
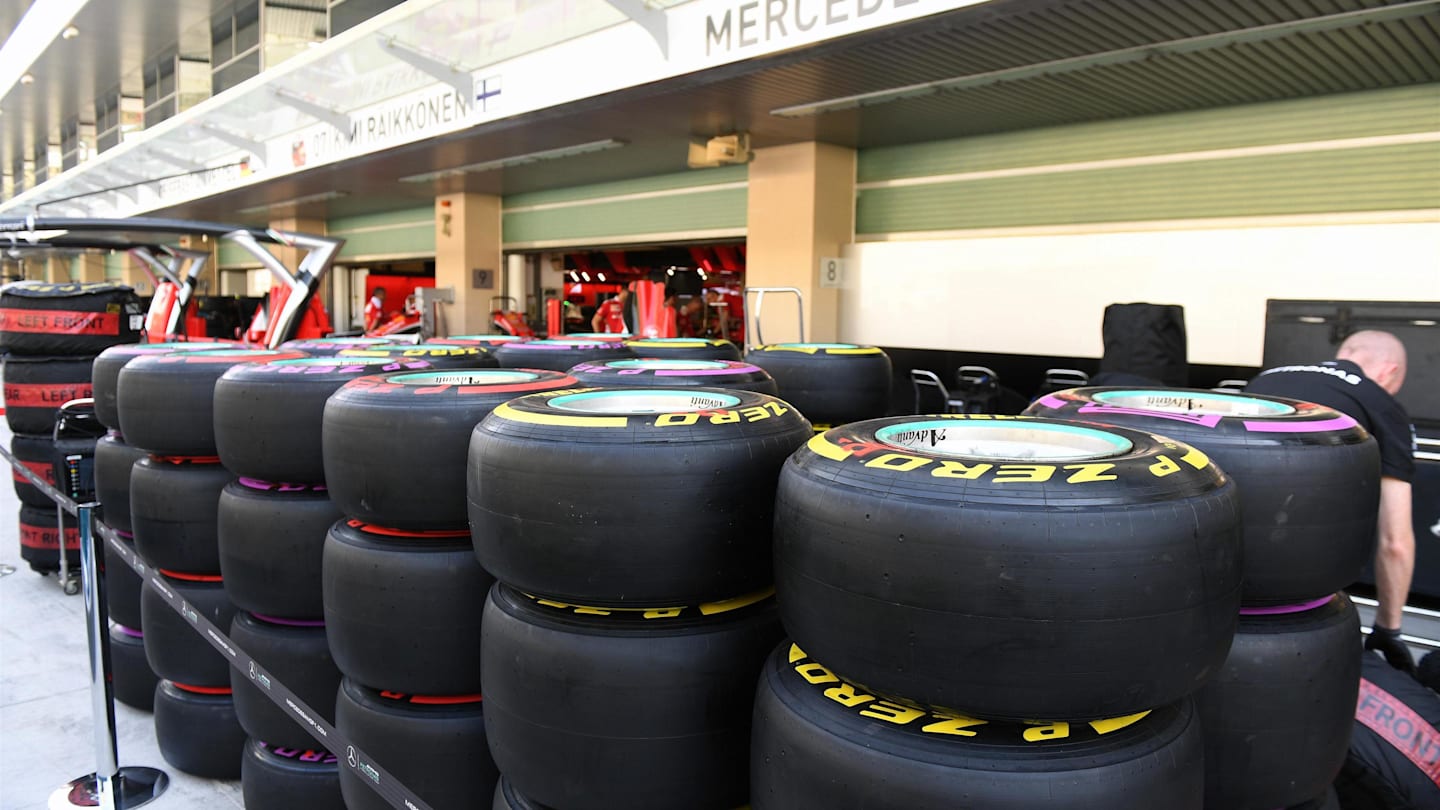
<box><xmin>435</xmin><ymin>193</ymin><xmax>503</xmax><ymax>334</ymax></box>
<box><xmin>745</xmin><ymin>142</ymin><xmax>855</xmax><ymax>343</ymax></box>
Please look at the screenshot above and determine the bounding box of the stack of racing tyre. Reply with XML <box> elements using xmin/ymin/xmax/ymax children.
<box><xmin>115</xmin><ymin>346</ymin><xmax>307</xmax><ymax>779</ymax></box>
<box><xmin>1026</xmin><ymin>388</ymin><xmax>1375</xmax><ymax>809</ymax></box>
<box><xmin>1</xmin><ymin>280</ymin><xmax>143</xmax><ymax>573</ymax></box>
<box><xmin>213</xmin><ymin>351</ymin><xmax>483</xmax><ymax>808</ymax></box>
<box><xmin>758</xmin><ymin>414</ymin><xmax>1244</xmax><ymax>809</ymax></box>
<box><xmin>491</xmin><ymin>337</ymin><xmax>634</xmax><ymax>372</ymax></box>
<box><xmin>321</xmin><ymin>356</ymin><xmax>574</xmax><ymax>810</ymax></box>
<box><xmin>469</xmin><ymin>385</ymin><xmax>812</xmax><ymax>809</ymax></box>
<box><xmin>744</xmin><ymin>343</ymin><xmax>892</xmax><ymax>431</ymax></box>
<box><xmin>92</xmin><ymin>342</ymin><xmax>232</xmax><ymax>711</ymax></box>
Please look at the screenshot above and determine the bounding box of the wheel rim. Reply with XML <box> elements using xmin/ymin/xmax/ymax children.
<box><xmin>549</xmin><ymin>389</ymin><xmax>741</xmax><ymax>413</ymax></box>
<box><xmin>874</xmin><ymin>419</ymin><xmax>1134</xmax><ymax>461</ymax></box>
<box><xmin>1091</xmin><ymin>389</ymin><xmax>1295</xmax><ymax>416</ymax></box>
<box><xmin>388</xmin><ymin>370</ymin><xmax>540</xmax><ymax>385</ymax></box>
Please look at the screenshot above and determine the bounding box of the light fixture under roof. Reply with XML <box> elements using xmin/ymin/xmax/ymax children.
<box><xmin>61</xmin><ymin>25</ymin><xmax>79</xmax><ymax>39</ymax></box>
<box><xmin>19</xmin><ymin>74</ymin><xmax>34</xmax><ymax>85</ymax></box>
<box><xmin>399</xmin><ymin>139</ymin><xmax>626</xmax><ymax>183</ymax></box>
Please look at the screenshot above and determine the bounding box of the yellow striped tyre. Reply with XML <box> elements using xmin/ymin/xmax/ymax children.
<box><xmin>744</xmin><ymin>343</ymin><xmax>891</xmax><ymax>429</ymax></box>
<box><xmin>751</xmin><ymin>642</ymin><xmax>1203</xmax><ymax>810</ymax></box>
<box><xmin>481</xmin><ymin>584</ymin><xmax>781</xmax><ymax>810</ymax></box>
<box><xmin>469</xmin><ymin>387</ymin><xmax>812</xmax><ymax>604</ymax></box>
<box><xmin>153</xmin><ymin>681</ymin><xmax>246</xmax><ymax>779</ymax></box>
<box><xmin>492</xmin><ymin>338</ymin><xmax>634</xmax><ymax>372</ymax></box>
<box><xmin>624</xmin><ymin>337</ymin><xmax>742</xmax><ymax>361</ymax></box>
<box><xmin>775</xmin><ymin>415</ymin><xmax>1241</xmax><ymax>720</ymax></box>
<box><xmin>568</xmin><ymin>358</ymin><xmax>777</xmax><ymax>395</ymax></box>
<box><xmin>335</xmin><ymin>342</ymin><xmax>498</xmax><ymax>368</ymax></box>
<box><xmin>1024</xmin><ymin>387</ymin><xmax>1378</xmax><ymax>605</ymax></box>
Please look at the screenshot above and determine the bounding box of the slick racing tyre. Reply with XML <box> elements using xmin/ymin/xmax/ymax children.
<box><xmin>775</xmin><ymin>415</ymin><xmax>1241</xmax><ymax>720</ymax></box>
<box><xmin>566</xmin><ymin>358</ymin><xmax>778</xmax><ymax>395</ymax></box>
<box><xmin>230</xmin><ymin>612</ymin><xmax>341</xmax><ymax>751</ymax></box>
<box><xmin>0</xmin><ymin>281</ymin><xmax>142</xmax><ymax>356</ymax></box>
<box><xmin>481</xmin><ymin>584</ymin><xmax>782</xmax><ymax>810</ymax></box>
<box><xmin>10</xmin><ymin>432</ymin><xmax>57</xmax><ymax>508</ymax></box>
<box><xmin>277</xmin><ymin>336</ymin><xmax>400</xmax><ymax>356</ymax></box>
<box><xmin>335</xmin><ymin>342</ymin><xmax>497</xmax><ymax>369</ymax></box>
<box><xmin>1025</xmin><ymin>388</ymin><xmax>1379</xmax><ymax>604</ymax></box>
<box><xmin>217</xmin><ymin>479</ymin><xmax>341</xmax><ymax>618</ymax></box>
<box><xmin>129</xmin><ymin>456</ymin><xmax>232</xmax><ymax>575</ymax></box>
<box><xmin>141</xmin><ymin>573</ymin><xmax>237</xmax><ymax>687</ymax></box>
<box><xmin>492</xmin><ymin>339</ymin><xmax>633</xmax><ymax>372</ymax></box>
<box><xmin>215</xmin><ymin>355</ymin><xmax>443</xmax><ymax>483</ymax></box>
<box><xmin>324</xmin><ymin>369</ymin><xmax>577</xmax><ymax>530</ymax></box>
<box><xmin>744</xmin><ymin>343</ymin><xmax>891</xmax><ymax>428</ymax></box>
<box><xmin>470</xmin><ymin>388</ymin><xmax>812</xmax><ymax>604</ymax></box>
<box><xmin>623</xmin><ymin>337</ymin><xmax>741</xmax><ymax>361</ymax></box>
<box><xmin>153</xmin><ymin>680</ymin><xmax>246</xmax><ymax>779</ymax></box>
<box><xmin>94</xmin><ymin>433</ymin><xmax>148</xmax><ymax>534</ymax></box>
<box><xmin>110</xmin><ymin>625</ymin><xmax>158</xmax><ymax>711</ymax></box>
<box><xmin>241</xmin><ymin>740</ymin><xmax>344</xmax><ymax>810</ymax></box>
<box><xmin>751</xmin><ymin>642</ymin><xmax>1204</xmax><ymax>810</ymax></box>
<box><xmin>91</xmin><ymin>342</ymin><xmax>230</xmax><ymax>430</ymax></box>
<box><xmin>3</xmin><ymin>355</ymin><xmax>94</xmax><ymax>435</ymax></box>
<box><xmin>116</xmin><ymin>348</ymin><xmax>306</xmax><ymax>455</ymax></box>
<box><xmin>429</xmin><ymin>335</ymin><xmax>530</xmax><ymax>349</ymax></box>
<box><xmin>104</xmin><ymin>535</ymin><xmax>146</xmax><ymax>630</ymax></box>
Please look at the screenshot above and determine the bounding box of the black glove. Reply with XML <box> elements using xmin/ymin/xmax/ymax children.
<box><xmin>1367</xmin><ymin>625</ymin><xmax>1418</xmax><ymax>675</ymax></box>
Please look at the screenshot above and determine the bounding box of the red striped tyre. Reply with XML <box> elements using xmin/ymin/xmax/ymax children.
<box><xmin>567</xmin><ymin>358</ymin><xmax>778</xmax><ymax>395</ymax></box>
<box><xmin>469</xmin><ymin>388</ymin><xmax>812</xmax><ymax>604</ymax></box>
<box><xmin>91</xmin><ymin>342</ymin><xmax>231</xmax><ymax>430</ymax></box>
<box><xmin>1025</xmin><ymin>387</ymin><xmax>1379</xmax><ymax>604</ymax></box>
<box><xmin>214</xmin><ymin>355</ymin><xmax>441</xmax><ymax>483</ymax></box>
<box><xmin>94</xmin><ymin>433</ymin><xmax>148</xmax><ymax>534</ymax></box>
<box><xmin>492</xmin><ymin>339</ymin><xmax>633</xmax><ymax>372</ymax></box>
<box><xmin>323</xmin><ymin>519</ymin><xmax>492</xmax><ymax>694</ymax></box>
<box><xmin>335</xmin><ymin>680</ymin><xmax>497</xmax><ymax>810</ymax></box>
<box><xmin>116</xmin><ymin>348</ymin><xmax>307</xmax><ymax>456</ymax></box>
<box><xmin>623</xmin><ymin>337</ymin><xmax>741</xmax><ymax>361</ymax></box>
<box><xmin>10</xmin><ymin>432</ymin><xmax>57</xmax><ymax>508</ymax></box>
<box><xmin>0</xmin><ymin>281</ymin><xmax>143</xmax><ymax>356</ymax></box>
<box><xmin>744</xmin><ymin>343</ymin><xmax>892</xmax><ymax>428</ymax></box>
<box><xmin>18</xmin><ymin>504</ymin><xmax>79</xmax><ymax>574</ymax></box>
<box><xmin>775</xmin><ymin>415</ymin><xmax>1241</xmax><ymax>720</ymax></box>
<box><xmin>752</xmin><ymin>642</ymin><xmax>1204</xmax><ymax>810</ymax></box>
<box><xmin>129</xmin><ymin>456</ymin><xmax>232</xmax><ymax>575</ymax></box>
<box><xmin>481</xmin><ymin>584</ymin><xmax>781</xmax><ymax>810</ymax></box>
<box><xmin>141</xmin><ymin>573</ymin><xmax>237</xmax><ymax>687</ymax></box>
<box><xmin>324</xmin><ymin>369</ymin><xmax>577</xmax><ymax>530</ymax></box>
<box><xmin>3</xmin><ymin>355</ymin><xmax>93</xmax><ymax>434</ymax></box>
<box><xmin>153</xmin><ymin>681</ymin><xmax>246</xmax><ymax>779</ymax></box>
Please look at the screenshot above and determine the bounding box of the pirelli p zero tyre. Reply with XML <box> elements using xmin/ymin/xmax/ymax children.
<box><xmin>153</xmin><ymin>681</ymin><xmax>246</xmax><ymax>779</ymax></box>
<box><xmin>92</xmin><ymin>342</ymin><xmax>230</xmax><ymax>430</ymax></box>
<box><xmin>129</xmin><ymin>457</ymin><xmax>232</xmax><ymax>575</ymax></box>
<box><xmin>18</xmin><ymin>504</ymin><xmax>79</xmax><ymax>573</ymax></box>
<box><xmin>217</xmin><ymin>480</ymin><xmax>342</xmax><ymax>618</ymax></box>
<box><xmin>481</xmin><ymin>584</ymin><xmax>782</xmax><ymax>810</ymax></box>
<box><xmin>776</xmin><ymin>415</ymin><xmax>1242</xmax><ymax>720</ymax></box>
<box><xmin>1197</xmin><ymin>593</ymin><xmax>1361</xmax><ymax>810</ymax></box>
<box><xmin>429</xmin><ymin>334</ymin><xmax>529</xmax><ymax>349</ymax></box>
<box><xmin>336</xmin><ymin>342</ymin><xmax>498</xmax><ymax>370</ymax></box>
<box><xmin>215</xmin><ymin>356</ymin><xmax>440</xmax><ymax>483</ymax></box>
<box><xmin>0</xmin><ymin>280</ymin><xmax>142</xmax><ymax>356</ymax></box>
<box><xmin>104</xmin><ymin>536</ymin><xmax>146</xmax><ymax>630</ymax></box>
<box><xmin>323</xmin><ymin>519</ymin><xmax>492</xmax><ymax>694</ymax></box>
<box><xmin>1026</xmin><ymin>388</ymin><xmax>1379</xmax><ymax>604</ymax></box>
<box><xmin>110</xmin><ymin>625</ymin><xmax>158</xmax><ymax>711</ymax></box>
<box><xmin>141</xmin><ymin>574</ymin><xmax>237</xmax><ymax>687</ymax></box>
<box><xmin>470</xmin><ymin>388</ymin><xmax>813</xmax><ymax>605</ymax></box>
<box><xmin>278</xmin><ymin>336</ymin><xmax>400</xmax><ymax>356</ymax></box>
<box><xmin>10</xmin><ymin>432</ymin><xmax>57</xmax><ymax>508</ymax></box>
<box><xmin>752</xmin><ymin>642</ymin><xmax>1204</xmax><ymax>810</ymax></box>
<box><xmin>623</xmin><ymin>337</ymin><xmax>742</xmax><ymax>361</ymax></box>
<box><xmin>324</xmin><ymin>369</ymin><xmax>576</xmax><ymax>530</ymax></box>
<box><xmin>116</xmin><ymin>348</ymin><xmax>307</xmax><ymax>456</ymax></box>
<box><xmin>492</xmin><ymin>339</ymin><xmax>634</xmax><ymax>372</ymax></box>
<box><xmin>744</xmin><ymin>343</ymin><xmax>892</xmax><ymax>428</ymax></box>
<box><xmin>3</xmin><ymin>355</ymin><xmax>94</xmax><ymax>434</ymax></box>
<box><xmin>230</xmin><ymin>612</ymin><xmax>342</xmax><ymax>751</ymax></box>
<box><xmin>335</xmin><ymin>680</ymin><xmax>497</xmax><ymax>810</ymax></box>
<box><xmin>241</xmin><ymin>740</ymin><xmax>343</xmax><ymax>810</ymax></box>
<box><xmin>567</xmin><ymin>358</ymin><xmax>779</xmax><ymax>395</ymax></box>
<box><xmin>94</xmin><ymin>433</ymin><xmax>148</xmax><ymax>533</ymax></box>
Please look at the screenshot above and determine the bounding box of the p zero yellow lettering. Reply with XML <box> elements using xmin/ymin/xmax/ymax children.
<box><xmin>1063</xmin><ymin>463</ymin><xmax>1118</xmax><ymax>483</ymax></box>
<box><xmin>765</xmin><ymin>401</ymin><xmax>789</xmax><ymax>416</ymax></box>
<box><xmin>864</xmin><ymin>453</ymin><xmax>931</xmax><ymax>472</ymax></box>
<box><xmin>822</xmin><ymin>683</ymin><xmax>877</xmax><ymax>708</ymax></box>
<box><xmin>708</xmin><ymin>410</ymin><xmax>741</xmax><ymax>424</ymax></box>
<box><xmin>1022</xmin><ymin>721</ymin><xmax>1070</xmax><ymax>742</ymax></box>
<box><xmin>919</xmin><ymin>712</ymin><xmax>988</xmax><ymax>737</ymax></box>
<box><xmin>787</xmin><ymin>643</ymin><xmax>807</xmax><ymax>663</ymax></box>
<box><xmin>642</xmin><ymin>608</ymin><xmax>683</xmax><ymax>619</ymax></box>
<box><xmin>994</xmin><ymin>465</ymin><xmax>1056</xmax><ymax>483</ymax></box>
<box><xmin>795</xmin><ymin>662</ymin><xmax>840</xmax><ymax>685</ymax></box>
<box><xmin>931</xmin><ymin>460</ymin><xmax>992</xmax><ymax>479</ymax></box>
<box><xmin>740</xmin><ymin>405</ymin><xmax>771</xmax><ymax>422</ymax></box>
<box><xmin>1089</xmin><ymin>711</ymin><xmax>1151</xmax><ymax>735</ymax></box>
<box><xmin>655</xmin><ymin>412</ymin><xmax>700</xmax><ymax>427</ymax></box>
<box><xmin>1149</xmin><ymin>455</ymin><xmax>1181</xmax><ymax>477</ymax></box>
<box><xmin>858</xmin><ymin>701</ymin><xmax>925</xmax><ymax>725</ymax></box>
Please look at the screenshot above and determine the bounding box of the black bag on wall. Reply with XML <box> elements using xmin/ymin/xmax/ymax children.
<box><xmin>1098</xmin><ymin>303</ymin><xmax>1188</xmax><ymax>387</ymax></box>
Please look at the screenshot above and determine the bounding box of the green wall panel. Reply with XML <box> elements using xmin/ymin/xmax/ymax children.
<box><xmin>503</xmin><ymin>166</ymin><xmax>748</xmax><ymax>209</ymax></box>
<box><xmin>104</xmin><ymin>251</ymin><xmax>123</xmax><ymax>281</ymax></box>
<box><xmin>856</xmin><ymin>142</ymin><xmax>1440</xmax><ymax>234</ymax></box>
<box><xmin>217</xmin><ymin>240</ymin><xmax>258</xmax><ymax>268</ymax></box>
<box><xmin>329</xmin><ymin>205</ymin><xmax>435</xmax><ymax>260</ymax></box>
<box><xmin>328</xmin><ymin>205</ymin><xmax>433</xmax><ymax>234</ymax></box>
<box><xmin>859</xmin><ymin>86</ymin><xmax>1440</xmax><ymax>184</ymax></box>
<box><xmin>502</xmin><ymin>186</ymin><xmax>747</xmax><ymax>246</ymax></box>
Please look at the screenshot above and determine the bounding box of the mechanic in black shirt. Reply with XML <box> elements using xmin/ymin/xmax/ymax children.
<box><xmin>1247</xmin><ymin>330</ymin><xmax>1418</xmax><ymax>672</ymax></box>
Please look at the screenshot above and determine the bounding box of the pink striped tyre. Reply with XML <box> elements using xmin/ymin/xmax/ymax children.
<box><xmin>1025</xmin><ymin>388</ymin><xmax>1378</xmax><ymax>605</ymax></box>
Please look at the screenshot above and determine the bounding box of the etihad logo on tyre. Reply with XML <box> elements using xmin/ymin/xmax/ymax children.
<box><xmin>786</xmin><ymin>644</ymin><xmax>1150</xmax><ymax>743</ymax></box>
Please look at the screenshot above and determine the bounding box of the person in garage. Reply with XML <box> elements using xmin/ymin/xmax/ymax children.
<box><xmin>364</xmin><ymin>286</ymin><xmax>387</xmax><ymax>332</ymax></box>
<box><xmin>1246</xmin><ymin>330</ymin><xmax>1419</xmax><ymax>672</ymax></box>
<box><xmin>592</xmin><ymin>287</ymin><xmax>631</xmax><ymax>334</ymax></box>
